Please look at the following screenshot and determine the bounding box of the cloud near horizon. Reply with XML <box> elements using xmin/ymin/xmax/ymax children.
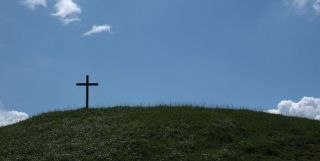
<box><xmin>83</xmin><ymin>24</ymin><xmax>113</xmax><ymax>36</ymax></box>
<box><xmin>267</xmin><ymin>97</ymin><xmax>320</xmax><ymax>120</ymax></box>
<box><xmin>0</xmin><ymin>101</ymin><xmax>29</xmax><ymax>127</ymax></box>
<box><xmin>0</xmin><ymin>110</ymin><xmax>29</xmax><ymax>127</ymax></box>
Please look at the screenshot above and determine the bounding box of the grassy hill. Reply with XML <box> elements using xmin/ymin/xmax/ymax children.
<box><xmin>1</xmin><ymin>106</ymin><xmax>320</xmax><ymax>161</ymax></box>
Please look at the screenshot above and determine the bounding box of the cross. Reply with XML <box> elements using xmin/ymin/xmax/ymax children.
<box><xmin>76</xmin><ymin>75</ymin><xmax>99</xmax><ymax>109</ymax></box>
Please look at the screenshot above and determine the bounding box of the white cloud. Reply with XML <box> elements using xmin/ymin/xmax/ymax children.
<box><xmin>83</xmin><ymin>24</ymin><xmax>113</xmax><ymax>36</ymax></box>
<box><xmin>22</xmin><ymin>0</ymin><xmax>82</xmax><ymax>25</ymax></box>
<box><xmin>51</xmin><ymin>0</ymin><xmax>82</xmax><ymax>25</ymax></box>
<box><xmin>0</xmin><ymin>101</ymin><xmax>29</xmax><ymax>127</ymax></box>
<box><xmin>267</xmin><ymin>97</ymin><xmax>320</xmax><ymax>120</ymax></box>
<box><xmin>22</xmin><ymin>0</ymin><xmax>47</xmax><ymax>10</ymax></box>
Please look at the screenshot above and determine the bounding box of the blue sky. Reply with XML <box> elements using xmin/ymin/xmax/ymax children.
<box><xmin>1</xmin><ymin>0</ymin><xmax>320</xmax><ymax>116</ymax></box>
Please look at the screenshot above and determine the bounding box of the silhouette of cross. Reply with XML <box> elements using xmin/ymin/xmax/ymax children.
<box><xmin>76</xmin><ymin>75</ymin><xmax>99</xmax><ymax>109</ymax></box>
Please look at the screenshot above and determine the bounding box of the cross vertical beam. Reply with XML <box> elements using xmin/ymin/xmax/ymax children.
<box><xmin>86</xmin><ymin>75</ymin><xmax>89</xmax><ymax>109</ymax></box>
<box><xmin>76</xmin><ymin>75</ymin><xmax>99</xmax><ymax>109</ymax></box>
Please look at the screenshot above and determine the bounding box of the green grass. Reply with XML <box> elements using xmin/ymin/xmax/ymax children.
<box><xmin>1</xmin><ymin>105</ymin><xmax>320</xmax><ymax>161</ymax></box>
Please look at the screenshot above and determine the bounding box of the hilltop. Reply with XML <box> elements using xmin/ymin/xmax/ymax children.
<box><xmin>0</xmin><ymin>106</ymin><xmax>320</xmax><ymax>161</ymax></box>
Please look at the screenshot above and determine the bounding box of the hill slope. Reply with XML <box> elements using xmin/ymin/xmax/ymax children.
<box><xmin>1</xmin><ymin>106</ymin><xmax>320</xmax><ymax>161</ymax></box>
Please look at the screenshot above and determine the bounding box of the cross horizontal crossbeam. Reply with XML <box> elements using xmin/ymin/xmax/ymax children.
<box><xmin>76</xmin><ymin>83</ymin><xmax>99</xmax><ymax>86</ymax></box>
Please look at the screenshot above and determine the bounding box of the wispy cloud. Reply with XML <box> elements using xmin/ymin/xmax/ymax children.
<box><xmin>83</xmin><ymin>24</ymin><xmax>113</xmax><ymax>36</ymax></box>
<box><xmin>21</xmin><ymin>0</ymin><xmax>47</xmax><ymax>10</ymax></box>
<box><xmin>22</xmin><ymin>0</ymin><xmax>114</xmax><ymax>30</ymax></box>
<box><xmin>313</xmin><ymin>0</ymin><xmax>320</xmax><ymax>14</ymax></box>
<box><xmin>0</xmin><ymin>101</ymin><xmax>29</xmax><ymax>127</ymax></box>
<box><xmin>267</xmin><ymin>97</ymin><xmax>320</xmax><ymax>120</ymax></box>
<box><xmin>287</xmin><ymin>0</ymin><xmax>320</xmax><ymax>15</ymax></box>
<box><xmin>51</xmin><ymin>0</ymin><xmax>82</xmax><ymax>25</ymax></box>
<box><xmin>292</xmin><ymin>0</ymin><xmax>310</xmax><ymax>9</ymax></box>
